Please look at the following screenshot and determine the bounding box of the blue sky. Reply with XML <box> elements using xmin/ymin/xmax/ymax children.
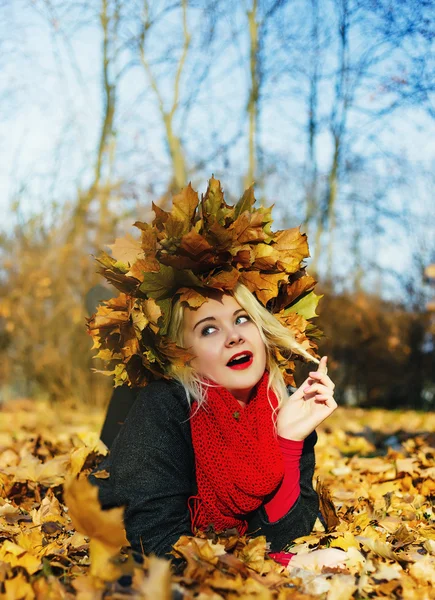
<box><xmin>2</xmin><ymin>0</ymin><xmax>434</xmax><ymax>302</ymax></box>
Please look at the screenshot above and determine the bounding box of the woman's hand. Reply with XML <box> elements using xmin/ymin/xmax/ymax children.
<box><xmin>276</xmin><ymin>356</ymin><xmax>337</xmax><ymax>441</ymax></box>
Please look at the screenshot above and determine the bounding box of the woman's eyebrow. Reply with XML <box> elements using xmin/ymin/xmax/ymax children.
<box><xmin>192</xmin><ymin>309</ymin><xmax>245</xmax><ymax>331</ymax></box>
<box><xmin>193</xmin><ymin>316</ymin><xmax>215</xmax><ymax>331</ymax></box>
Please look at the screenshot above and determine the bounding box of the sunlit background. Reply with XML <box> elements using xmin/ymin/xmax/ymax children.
<box><xmin>1</xmin><ymin>0</ymin><xmax>434</xmax><ymax>409</ymax></box>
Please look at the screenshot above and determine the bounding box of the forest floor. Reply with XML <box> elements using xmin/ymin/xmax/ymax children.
<box><xmin>1</xmin><ymin>399</ymin><xmax>435</xmax><ymax>599</ymax></box>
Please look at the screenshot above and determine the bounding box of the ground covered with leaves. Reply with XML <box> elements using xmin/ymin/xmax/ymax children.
<box><xmin>1</xmin><ymin>400</ymin><xmax>435</xmax><ymax>599</ymax></box>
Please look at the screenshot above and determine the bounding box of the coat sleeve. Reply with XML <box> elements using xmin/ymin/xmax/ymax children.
<box><xmin>89</xmin><ymin>381</ymin><xmax>196</xmax><ymax>559</ymax></box>
<box><xmin>246</xmin><ymin>430</ymin><xmax>319</xmax><ymax>552</ymax></box>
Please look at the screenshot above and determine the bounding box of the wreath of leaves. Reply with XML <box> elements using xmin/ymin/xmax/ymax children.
<box><xmin>87</xmin><ymin>177</ymin><xmax>322</xmax><ymax>388</ymax></box>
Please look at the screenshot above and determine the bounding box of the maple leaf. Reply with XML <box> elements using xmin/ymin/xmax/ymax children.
<box><xmin>251</xmin><ymin>243</ymin><xmax>278</xmax><ymax>271</ymax></box>
<box><xmin>172</xmin><ymin>536</ymin><xmax>225</xmax><ymax>580</ymax></box>
<box><xmin>179</xmin><ymin>229</ymin><xmax>214</xmax><ymax>257</ymax></box>
<box><xmin>234</xmin><ymin>184</ymin><xmax>255</xmax><ymax>218</ymax></box>
<box><xmin>232</xmin><ymin>210</ymin><xmax>268</xmax><ymax>244</ymax></box>
<box><xmin>139</xmin><ymin>264</ymin><xmax>176</xmax><ymax>299</ymax></box>
<box><xmin>140</xmin><ymin>297</ymin><xmax>162</xmax><ymax>329</ymax></box>
<box><xmin>127</xmin><ymin>256</ymin><xmax>160</xmax><ymax>280</ymax></box>
<box><xmin>4</xmin><ymin>572</ymin><xmax>35</xmax><ymax>600</ymax></box>
<box><xmin>95</xmin><ymin>250</ymin><xmax>117</xmax><ymax>270</ymax></box>
<box><xmin>134</xmin><ymin>555</ymin><xmax>172</xmax><ymax>600</ymax></box>
<box><xmin>171</xmin><ymin>182</ymin><xmax>199</xmax><ymax>231</ymax></box>
<box><xmin>236</xmin><ymin>536</ymin><xmax>268</xmax><ymax>573</ymax></box>
<box><xmin>285</xmin><ymin>291</ymin><xmax>322</xmax><ymax>320</ymax></box>
<box><xmin>202</xmin><ymin>267</ymin><xmax>241</xmax><ymax>290</ymax></box>
<box><xmin>207</xmin><ymin>219</ymin><xmax>236</xmax><ymax>249</ymax></box>
<box><xmin>158</xmin><ymin>338</ymin><xmax>194</xmax><ymax>368</ymax></box>
<box><xmin>239</xmin><ymin>271</ymin><xmax>286</xmax><ymax>305</ymax></box>
<box><xmin>106</xmin><ymin>234</ymin><xmax>143</xmax><ymax>266</ymax></box>
<box><xmin>162</xmin><ymin>216</ymin><xmax>185</xmax><ymax>247</ymax></box>
<box><xmin>232</xmin><ymin>244</ymin><xmax>255</xmax><ymax>268</ymax></box>
<box><xmin>273</xmin><ymin>274</ymin><xmax>317</xmax><ymax>312</ymax></box>
<box><xmin>272</xmin><ymin>227</ymin><xmax>310</xmax><ymax>274</ymax></box>
<box><xmin>0</xmin><ymin>541</ymin><xmax>41</xmax><ymax>575</ymax></box>
<box><xmin>317</xmin><ymin>478</ymin><xmax>340</xmax><ymax>531</ymax></box>
<box><xmin>97</xmin><ymin>265</ymin><xmax>141</xmax><ymax>295</ymax></box>
<box><xmin>177</xmin><ymin>287</ymin><xmax>208</xmax><ymax>308</ymax></box>
<box><xmin>150</xmin><ymin>201</ymin><xmax>169</xmax><ymax>230</ymax></box>
<box><xmin>31</xmin><ymin>490</ymin><xmax>67</xmax><ymax>527</ymax></box>
<box><xmin>202</xmin><ymin>176</ymin><xmax>234</xmax><ymax>226</ymax></box>
<box><xmin>63</xmin><ymin>476</ymin><xmax>128</xmax><ymax>551</ymax></box>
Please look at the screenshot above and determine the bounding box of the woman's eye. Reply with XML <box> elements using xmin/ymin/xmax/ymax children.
<box><xmin>201</xmin><ymin>326</ymin><xmax>216</xmax><ymax>336</ymax></box>
<box><xmin>236</xmin><ymin>315</ymin><xmax>250</xmax><ymax>325</ymax></box>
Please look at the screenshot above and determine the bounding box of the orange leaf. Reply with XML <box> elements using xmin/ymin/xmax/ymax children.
<box><xmin>106</xmin><ymin>234</ymin><xmax>143</xmax><ymax>266</ymax></box>
<box><xmin>239</xmin><ymin>271</ymin><xmax>286</xmax><ymax>305</ymax></box>
<box><xmin>171</xmin><ymin>183</ymin><xmax>199</xmax><ymax>231</ymax></box>
<box><xmin>177</xmin><ymin>288</ymin><xmax>209</xmax><ymax>308</ymax></box>
<box><xmin>179</xmin><ymin>229</ymin><xmax>213</xmax><ymax>257</ymax></box>
<box><xmin>232</xmin><ymin>211</ymin><xmax>268</xmax><ymax>244</ymax></box>
<box><xmin>273</xmin><ymin>228</ymin><xmax>309</xmax><ymax>273</ymax></box>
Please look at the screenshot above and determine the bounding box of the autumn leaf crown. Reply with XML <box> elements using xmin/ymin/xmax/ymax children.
<box><xmin>87</xmin><ymin>177</ymin><xmax>322</xmax><ymax>388</ymax></box>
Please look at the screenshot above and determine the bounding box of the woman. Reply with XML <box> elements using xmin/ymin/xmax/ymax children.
<box><xmin>88</xmin><ymin>178</ymin><xmax>340</xmax><ymax>567</ymax></box>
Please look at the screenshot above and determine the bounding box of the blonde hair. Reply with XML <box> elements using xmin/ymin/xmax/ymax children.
<box><xmin>167</xmin><ymin>282</ymin><xmax>319</xmax><ymax>407</ymax></box>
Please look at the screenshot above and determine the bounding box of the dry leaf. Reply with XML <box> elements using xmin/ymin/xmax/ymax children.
<box><xmin>63</xmin><ymin>476</ymin><xmax>128</xmax><ymax>550</ymax></box>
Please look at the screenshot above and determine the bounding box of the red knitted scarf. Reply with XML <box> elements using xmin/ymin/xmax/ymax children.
<box><xmin>188</xmin><ymin>372</ymin><xmax>284</xmax><ymax>535</ymax></box>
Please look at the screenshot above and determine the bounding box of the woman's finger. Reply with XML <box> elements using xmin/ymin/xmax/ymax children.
<box><xmin>315</xmin><ymin>394</ymin><xmax>337</xmax><ymax>406</ymax></box>
<box><xmin>303</xmin><ymin>382</ymin><xmax>333</xmax><ymax>397</ymax></box>
<box><xmin>308</xmin><ymin>371</ymin><xmax>335</xmax><ymax>390</ymax></box>
<box><xmin>317</xmin><ymin>356</ymin><xmax>328</xmax><ymax>375</ymax></box>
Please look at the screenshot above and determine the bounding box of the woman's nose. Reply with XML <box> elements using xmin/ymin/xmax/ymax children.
<box><xmin>225</xmin><ymin>328</ymin><xmax>243</xmax><ymax>347</ymax></box>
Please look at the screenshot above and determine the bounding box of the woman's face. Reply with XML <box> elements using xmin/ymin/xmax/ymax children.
<box><xmin>182</xmin><ymin>293</ymin><xmax>267</xmax><ymax>404</ymax></box>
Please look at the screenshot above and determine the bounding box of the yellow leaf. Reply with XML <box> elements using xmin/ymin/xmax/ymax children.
<box><xmin>134</xmin><ymin>555</ymin><xmax>172</xmax><ymax>600</ymax></box>
<box><xmin>326</xmin><ymin>574</ymin><xmax>357</xmax><ymax>600</ymax></box>
<box><xmin>89</xmin><ymin>538</ymin><xmax>123</xmax><ymax>581</ymax></box>
<box><xmin>31</xmin><ymin>491</ymin><xmax>66</xmax><ymax>526</ymax></box>
<box><xmin>4</xmin><ymin>572</ymin><xmax>35</xmax><ymax>600</ymax></box>
<box><xmin>0</xmin><ymin>541</ymin><xmax>41</xmax><ymax>575</ymax></box>
<box><xmin>69</xmin><ymin>447</ymin><xmax>92</xmax><ymax>477</ymax></box>
<box><xmin>355</xmin><ymin>536</ymin><xmax>398</xmax><ymax>561</ymax></box>
<box><xmin>74</xmin><ymin>431</ymin><xmax>108</xmax><ymax>455</ymax></box>
<box><xmin>171</xmin><ymin>182</ymin><xmax>199</xmax><ymax>231</ymax></box>
<box><xmin>409</xmin><ymin>555</ymin><xmax>435</xmax><ymax>585</ymax></box>
<box><xmin>237</xmin><ymin>536</ymin><xmax>268</xmax><ymax>573</ymax></box>
<box><xmin>285</xmin><ymin>291</ymin><xmax>322</xmax><ymax>320</ymax></box>
<box><xmin>330</xmin><ymin>532</ymin><xmax>360</xmax><ymax>551</ymax></box>
<box><xmin>63</xmin><ymin>476</ymin><xmax>128</xmax><ymax>551</ymax></box>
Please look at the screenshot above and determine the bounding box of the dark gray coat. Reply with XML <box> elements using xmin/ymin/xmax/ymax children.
<box><xmin>89</xmin><ymin>380</ymin><xmax>319</xmax><ymax>559</ymax></box>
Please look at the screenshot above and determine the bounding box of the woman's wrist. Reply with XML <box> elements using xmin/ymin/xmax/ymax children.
<box><xmin>277</xmin><ymin>435</ymin><xmax>304</xmax><ymax>448</ymax></box>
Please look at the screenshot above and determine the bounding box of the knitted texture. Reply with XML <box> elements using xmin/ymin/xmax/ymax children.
<box><xmin>189</xmin><ymin>372</ymin><xmax>284</xmax><ymax>534</ymax></box>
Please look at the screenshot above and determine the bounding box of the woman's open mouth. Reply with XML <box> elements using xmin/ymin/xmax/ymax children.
<box><xmin>226</xmin><ymin>351</ymin><xmax>253</xmax><ymax>370</ymax></box>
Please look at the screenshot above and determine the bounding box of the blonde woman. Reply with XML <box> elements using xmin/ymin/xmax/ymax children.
<box><xmin>89</xmin><ymin>179</ymin><xmax>343</xmax><ymax>569</ymax></box>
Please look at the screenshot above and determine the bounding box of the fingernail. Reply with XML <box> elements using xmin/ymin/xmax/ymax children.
<box><xmin>304</xmin><ymin>386</ymin><xmax>310</xmax><ymax>392</ymax></box>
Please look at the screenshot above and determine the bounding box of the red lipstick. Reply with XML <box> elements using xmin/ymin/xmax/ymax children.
<box><xmin>226</xmin><ymin>351</ymin><xmax>253</xmax><ymax>370</ymax></box>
